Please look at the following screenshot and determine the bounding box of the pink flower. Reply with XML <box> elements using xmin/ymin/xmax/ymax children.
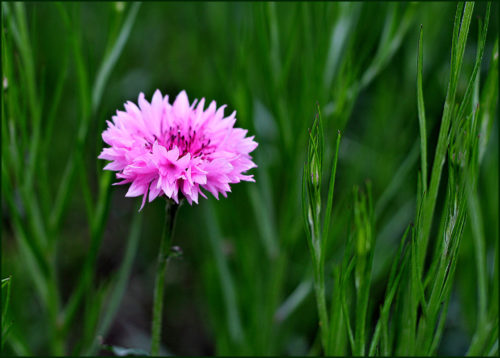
<box><xmin>99</xmin><ymin>90</ymin><xmax>258</xmax><ymax>209</ymax></box>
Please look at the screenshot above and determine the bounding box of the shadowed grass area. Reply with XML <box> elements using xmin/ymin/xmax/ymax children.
<box><xmin>1</xmin><ymin>2</ymin><xmax>498</xmax><ymax>356</ymax></box>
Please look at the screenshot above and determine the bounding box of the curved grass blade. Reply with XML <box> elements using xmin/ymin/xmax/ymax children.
<box><xmin>85</xmin><ymin>213</ymin><xmax>143</xmax><ymax>355</ymax></box>
<box><xmin>92</xmin><ymin>2</ymin><xmax>141</xmax><ymax>112</ymax></box>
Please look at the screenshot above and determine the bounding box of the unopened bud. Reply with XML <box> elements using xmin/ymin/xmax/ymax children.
<box><xmin>310</xmin><ymin>154</ymin><xmax>321</xmax><ymax>187</ymax></box>
<box><xmin>357</xmin><ymin>229</ymin><xmax>371</xmax><ymax>256</ymax></box>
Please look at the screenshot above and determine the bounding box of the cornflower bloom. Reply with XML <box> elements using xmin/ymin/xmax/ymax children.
<box><xmin>99</xmin><ymin>90</ymin><xmax>258</xmax><ymax>208</ymax></box>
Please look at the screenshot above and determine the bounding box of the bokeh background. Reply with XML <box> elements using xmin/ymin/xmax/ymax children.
<box><xmin>2</xmin><ymin>2</ymin><xmax>498</xmax><ymax>356</ymax></box>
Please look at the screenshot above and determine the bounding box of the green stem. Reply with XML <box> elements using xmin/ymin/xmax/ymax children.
<box><xmin>313</xmin><ymin>263</ymin><xmax>329</xmax><ymax>354</ymax></box>
<box><xmin>151</xmin><ymin>201</ymin><xmax>179</xmax><ymax>356</ymax></box>
<box><xmin>468</xmin><ymin>185</ymin><xmax>487</xmax><ymax>329</ymax></box>
<box><xmin>48</xmin><ymin>264</ymin><xmax>64</xmax><ymax>355</ymax></box>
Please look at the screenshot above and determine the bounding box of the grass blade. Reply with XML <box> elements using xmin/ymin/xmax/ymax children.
<box><xmin>85</xmin><ymin>212</ymin><xmax>143</xmax><ymax>355</ymax></box>
<box><xmin>92</xmin><ymin>2</ymin><xmax>141</xmax><ymax>112</ymax></box>
<box><xmin>322</xmin><ymin>130</ymin><xmax>341</xmax><ymax>248</ymax></box>
<box><xmin>203</xmin><ymin>201</ymin><xmax>245</xmax><ymax>346</ymax></box>
<box><xmin>418</xmin><ymin>1</ymin><xmax>474</xmax><ymax>272</ymax></box>
<box><xmin>417</xmin><ymin>25</ymin><xmax>427</xmax><ymax>193</ymax></box>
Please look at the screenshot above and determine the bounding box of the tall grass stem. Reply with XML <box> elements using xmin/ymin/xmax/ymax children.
<box><xmin>151</xmin><ymin>201</ymin><xmax>179</xmax><ymax>356</ymax></box>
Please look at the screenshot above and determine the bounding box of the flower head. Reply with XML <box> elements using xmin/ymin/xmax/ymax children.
<box><xmin>99</xmin><ymin>90</ymin><xmax>258</xmax><ymax>209</ymax></box>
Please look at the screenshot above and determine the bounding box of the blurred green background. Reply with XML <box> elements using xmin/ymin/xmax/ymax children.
<box><xmin>1</xmin><ymin>2</ymin><xmax>498</xmax><ymax>356</ymax></box>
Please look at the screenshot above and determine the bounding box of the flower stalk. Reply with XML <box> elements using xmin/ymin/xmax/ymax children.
<box><xmin>151</xmin><ymin>200</ymin><xmax>180</xmax><ymax>356</ymax></box>
<box><xmin>302</xmin><ymin>106</ymin><xmax>341</xmax><ymax>354</ymax></box>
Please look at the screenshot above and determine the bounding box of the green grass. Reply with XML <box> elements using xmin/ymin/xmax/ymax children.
<box><xmin>1</xmin><ymin>2</ymin><xmax>498</xmax><ymax>356</ymax></box>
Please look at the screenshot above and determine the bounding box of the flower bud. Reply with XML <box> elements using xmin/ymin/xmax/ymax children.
<box><xmin>310</xmin><ymin>153</ymin><xmax>321</xmax><ymax>188</ymax></box>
